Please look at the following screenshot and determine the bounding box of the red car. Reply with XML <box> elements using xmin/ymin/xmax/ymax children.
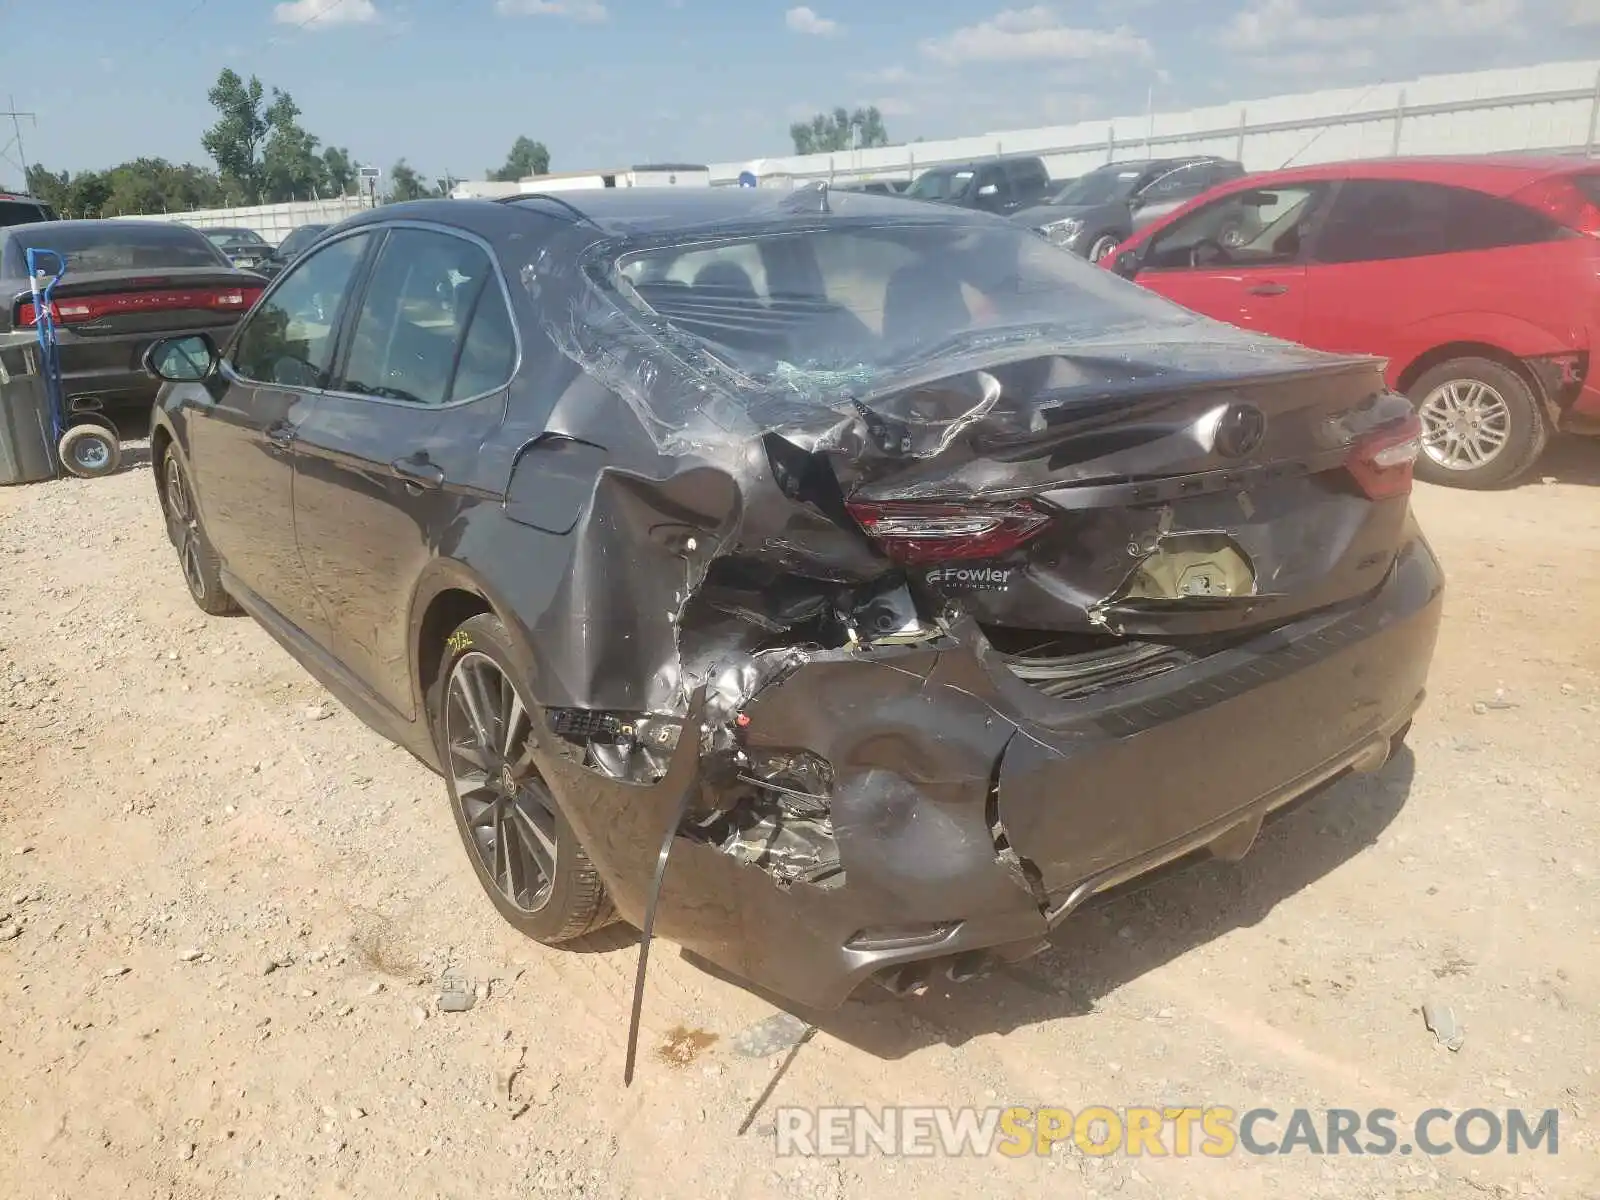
<box><xmin>1105</xmin><ymin>156</ymin><xmax>1599</xmax><ymax>488</ymax></box>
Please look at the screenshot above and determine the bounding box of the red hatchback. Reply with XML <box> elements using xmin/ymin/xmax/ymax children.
<box><xmin>1105</xmin><ymin>156</ymin><xmax>1600</xmax><ymax>488</ymax></box>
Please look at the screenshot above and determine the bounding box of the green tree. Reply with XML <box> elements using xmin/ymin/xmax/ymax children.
<box><xmin>260</xmin><ymin>89</ymin><xmax>328</xmax><ymax>202</ymax></box>
<box><xmin>322</xmin><ymin>146</ymin><xmax>356</xmax><ymax>195</ymax></box>
<box><xmin>789</xmin><ymin>105</ymin><xmax>891</xmax><ymax>155</ymax></box>
<box><xmin>201</xmin><ymin>68</ymin><xmax>270</xmax><ymax>199</ymax></box>
<box><xmin>387</xmin><ymin>159</ymin><xmax>433</xmax><ymax>203</ymax></box>
<box><xmin>487</xmin><ymin>136</ymin><xmax>550</xmax><ymax>182</ymax></box>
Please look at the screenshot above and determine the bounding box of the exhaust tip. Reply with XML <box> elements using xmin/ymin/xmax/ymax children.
<box><xmin>946</xmin><ymin>951</ymin><xmax>990</xmax><ymax>984</ymax></box>
<box><xmin>1349</xmin><ymin>736</ymin><xmax>1393</xmax><ymax>775</ymax></box>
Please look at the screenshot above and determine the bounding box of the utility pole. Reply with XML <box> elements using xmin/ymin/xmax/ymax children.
<box><xmin>0</xmin><ymin>96</ymin><xmax>36</xmax><ymax>192</ymax></box>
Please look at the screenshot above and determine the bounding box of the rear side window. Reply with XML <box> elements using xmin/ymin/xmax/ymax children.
<box><xmin>1315</xmin><ymin>179</ymin><xmax>1563</xmax><ymax>264</ymax></box>
<box><xmin>1005</xmin><ymin>159</ymin><xmax>1049</xmax><ymax>193</ymax></box>
<box><xmin>1573</xmin><ymin>173</ymin><xmax>1600</xmax><ymax>206</ymax></box>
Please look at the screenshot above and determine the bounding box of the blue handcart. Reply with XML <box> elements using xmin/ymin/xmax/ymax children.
<box><xmin>26</xmin><ymin>247</ymin><xmax>123</xmax><ymax>479</ymax></box>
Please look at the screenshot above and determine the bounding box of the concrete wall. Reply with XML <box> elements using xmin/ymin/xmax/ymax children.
<box><xmin>714</xmin><ymin>59</ymin><xmax>1600</xmax><ymax>187</ymax></box>
<box><xmin>110</xmin><ymin>195</ymin><xmax>374</xmax><ymax>247</ymax></box>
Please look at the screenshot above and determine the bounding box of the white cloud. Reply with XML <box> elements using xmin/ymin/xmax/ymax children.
<box><xmin>1222</xmin><ymin>0</ymin><xmax>1521</xmax><ymax>50</ymax></box>
<box><xmin>272</xmin><ymin>0</ymin><xmax>379</xmax><ymax>26</ymax></box>
<box><xmin>495</xmin><ymin>0</ymin><xmax>609</xmax><ymax>20</ymax></box>
<box><xmin>1567</xmin><ymin>0</ymin><xmax>1600</xmax><ymax>23</ymax></box>
<box><xmin>786</xmin><ymin>6</ymin><xmax>840</xmax><ymax>36</ymax></box>
<box><xmin>856</xmin><ymin>64</ymin><xmax>913</xmax><ymax>84</ymax></box>
<box><xmin>920</xmin><ymin>6</ymin><xmax>1152</xmax><ymax>64</ymax></box>
<box><xmin>872</xmin><ymin>96</ymin><xmax>918</xmax><ymax>117</ymax></box>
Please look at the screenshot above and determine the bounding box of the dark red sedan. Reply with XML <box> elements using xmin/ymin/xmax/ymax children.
<box><xmin>1105</xmin><ymin>156</ymin><xmax>1600</xmax><ymax>488</ymax></box>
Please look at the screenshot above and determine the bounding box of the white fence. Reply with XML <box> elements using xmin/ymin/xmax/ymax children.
<box><xmin>110</xmin><ymin>195</ymin><xmax>373</xmax><ymax>247</ymax></box>
<box><xmin>713</xmin><ymin>59</ymin><xmax>1600</xmax><ymax>186</ymax></box>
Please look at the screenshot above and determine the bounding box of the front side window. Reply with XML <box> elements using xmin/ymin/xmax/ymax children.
<box><xmin>338</xmin><ymin>227</ymin><xmax>508</xmax><ymax>406</ymax></box>
<box><xmin>230</xmin><ymin>233</ymin><xmax>371</xmax><ymax>388</ymax></box>
<box><xmin>1143</xmin><ymin>184</ymin><xmax>1327</xmax><ymax>271</ymax></box>
<box><xmin>1049</xmin><ymin>166</ymin><xmax>1146</xmax><ymax>207</ymax></box>
<box><xmin>1313</xmin><ymin>179</ymin><xmax>1562</xmax><ymax>264</ymax></box>
<box><xmin>1141</xmin><ymin>164</ymin><xmax>1207</xmax><ymax>200</ymax></box>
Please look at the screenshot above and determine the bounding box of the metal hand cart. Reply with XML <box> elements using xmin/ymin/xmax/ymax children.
<box><xmin>26</xmin><ymin>247</ymin><xmax>123</xmax><ymax>479</ymax></box>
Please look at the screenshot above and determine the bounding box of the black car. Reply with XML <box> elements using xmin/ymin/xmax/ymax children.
<box><xmin>143</xmin><ymin>190</ymin><xmax>1441</xmax><ymax>1009</ymax></box>
<box><xmin>202</xmin><ymin>226</ymin><xmax>276</xmax><ymax>274</ymax></box>
<box><xmin>2</xmin><ymin>220</ymin><xmax>265</xmax><ymax>416</ymax></box>
<box><xmin>0</xmin><ymin>193</ymin><xmax>56</xmax><ymax>226</ymax></box>
<box><xmin>1013</xmin><ymin>156</ymin><xmax>1246</xmax><ymax>262</ymax></box>
<box><xmin>902</xmin><ymin>155</ymin><xmax>1052</xmax><ymax>215</ymax></box>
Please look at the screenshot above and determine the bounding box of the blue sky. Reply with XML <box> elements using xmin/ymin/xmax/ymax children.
<box><xmin>6</xmin><ymin>0</ymin><xmax>1598</xmax><ymax>186</ymax></box>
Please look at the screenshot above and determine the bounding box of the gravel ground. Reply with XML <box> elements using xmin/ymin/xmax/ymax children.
<box><xmin>2</xmin><ymin>437</ymin><xmax>1598</xmax><ymax>1199</ymax></box>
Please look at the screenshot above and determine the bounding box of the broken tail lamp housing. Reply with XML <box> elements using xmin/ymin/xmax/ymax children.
<box><xmin>845</xmin><ymin>499</ymin><xmax>1051</xmax><ymax>565</ymax></box>
<box><xmin>1344</xmin><ymin>412</ymin><xmax>1422</xmax><ymax>500</ymax></box>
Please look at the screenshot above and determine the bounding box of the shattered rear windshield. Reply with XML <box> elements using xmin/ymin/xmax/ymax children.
<box><xmin>611</xmin><ymin>220</ymin><xmax>1194</xmax><ymax>381</ymax></box>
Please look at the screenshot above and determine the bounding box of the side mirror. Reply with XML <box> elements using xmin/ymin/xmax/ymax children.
<box><xmin>976</xmin><ymin>183</ymin><xmax>999</xmax><ymax>198</ymax></box>
<box><xmin>144</xmin><ymin>333</ymin><xmax>218</xmax><ymax>383</ymax></box>
<box><xmin>1112</xmin><ymin>250</ymin><xmax>1141</xmax><ymax>279</ymax></box>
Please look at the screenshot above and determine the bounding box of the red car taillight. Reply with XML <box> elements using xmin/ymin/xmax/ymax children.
<box><xmin>1345</xmin><ymin>412</ymin><xmax>1423</xmax><ymax>500</ymax></box>
<box><xmin>1510</xmin><ymin>174</ymin><xmax>1600</xmax><ymax>237</ymax></box>
<box><xmin>844</xmin><ymin>499</ymin><xmax>1051</xmax><ymax>564</ymax></box>
<box><xmin>15</xmin><ymin>285</ymin><xmax>263</xmax><ymax>326</ymax></box>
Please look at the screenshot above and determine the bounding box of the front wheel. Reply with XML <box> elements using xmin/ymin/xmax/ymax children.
<box><xmin>429</xmin><ymin>613</ymin><xmax>615</xmax><ymax>944</ymax></box>
<box><xmin>1408</xmin><ymin>357</ymin><xmax>1546</xmax><ymax>489</ymax></box>
<box><xmin>161</xmin><ymin>449</ymin><xmax>238</xmax><ymax>615</ymax></box>
<box><xmin>1087</xmin><ymin>234</ymin><xmax>1120</xmax><ymax>263</ymax></box>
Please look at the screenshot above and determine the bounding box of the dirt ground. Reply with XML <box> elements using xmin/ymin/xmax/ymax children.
<box><xmin>2</xmin><ymin>436</ymin><xmax>1598</xmax><ymax>1200</ymax></box>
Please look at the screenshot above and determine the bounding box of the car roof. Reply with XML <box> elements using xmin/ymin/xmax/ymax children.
<box><xmin>1224</xmin><ymin>154</ymin><xmax>1594</xmax><ymax>196</ymax></box>
<box><xmin>6</xmin><ymin>218</ymin><xmax>199</xmax><ymax>236</ymax></box>
<box><xmin>347</xmin><ymin>189</ymin><xmax>988</xmax><ymax>240</ymax></box>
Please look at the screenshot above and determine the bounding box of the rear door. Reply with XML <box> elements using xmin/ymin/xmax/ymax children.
<box><xmin>1132</xmin><ymin>180</ymin><xmax>1335</xmax><ymax>345</ymax></box>
<box><xmin>186</xmin><ymin>229</ymin><xmax>375</xmax><ymax>636</ymax></box>
<box><xmin>1303</xmin><ymin>177</ymin><xmax>1575</xmax><ymax>382</ymax></box>
<box><xmin>291</xmin><ymin>223</ymin><xmax>519</xmax><ymax>720</ymax></box>
<box><xmin>1003</xmin><ymin>159</ymin><xmax>1052</xmax><ymax>209</ymax></box>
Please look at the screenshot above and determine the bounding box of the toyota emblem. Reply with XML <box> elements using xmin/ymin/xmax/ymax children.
<box><xmin>1215</xmin><ymin>403</ymin><xmax>1267</xmax><ymax>458</ymax></box>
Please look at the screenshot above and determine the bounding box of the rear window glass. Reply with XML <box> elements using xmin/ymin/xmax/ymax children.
<box><xmin>206</xmin><ymin>229</ymin><xmax>267</xmax><ymax>246</ymax></box>
<box><xmin>612</xmin><ymin>219</ymin><xmax>1193</xmax><ymax>379</ymax></box>
<box><xmin>0</xmin><ymin>200</ymin><xmax>49</xmax><ymax>227</ymax></box>
<box><xmin>8</xmin><ymin>224</ymin><xmax>227</xmax><ymax>274</ymax></box>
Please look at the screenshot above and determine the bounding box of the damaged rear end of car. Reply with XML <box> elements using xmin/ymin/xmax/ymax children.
<box><xmin>498</xmin><ymin>198</ymin><xmax>1443</xmax><ymax>1009</ymax></box>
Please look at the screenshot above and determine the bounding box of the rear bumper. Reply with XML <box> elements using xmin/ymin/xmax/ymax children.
<box><xmin>538</xmin><ymin>524</ymin><xmax>1443</xmax><ymax>1010</ymax></box>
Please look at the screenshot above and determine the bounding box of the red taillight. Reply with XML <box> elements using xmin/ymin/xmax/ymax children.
<box><xmin>1510</xmin><ymin>174</ymin><xmax>1600</xmax><ymax>237</ymax></box>
<box><xmin>16</xmin><ymin>285</ymin><xmax>262</xmax><ymax>326</ymax></box>
<box><xmin>1345</xmin><ymin>412</ymin><xmax>1422</xmax><ymax>500</ymax></box>
<box><xmin>845</xmin><ymin>499</ymin><xmax>1051</xmax><ymax>564</ymax></box>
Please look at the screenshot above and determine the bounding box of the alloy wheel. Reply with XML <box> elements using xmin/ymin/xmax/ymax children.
<box><xmin>164</xmin><ymin>457</ymin><xmax>208</xmax><ymax>601</ymax></box>
<box><xmin>1418</xmin><ymin>379</ymin><xmax>1512</xmax><ymax>471</ymax></box>
<box><xmin>444</xmin><ymin>651</ymin><xmax>559</xmax><ymax>913</ymax></box>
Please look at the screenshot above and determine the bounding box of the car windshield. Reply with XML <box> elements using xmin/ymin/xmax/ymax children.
<box><xmin>9</xmin><ymin>224</ymin><xmax>226</xmax><ymax>273</ymax></box>
<box><xmin>610</xmin><ymin>219</ymin><xmax>1196</xmax><ymax>384</ymax></box>
<box><xmin>905</xmin><ymin>169</ymin><xmax>974</xmax><ymax>201</ymax></box>
<box><xmin>1049</xmin><ymin>166</ymin><xmax>1148</xmax><ymax>206</ymax></box>
<box><xmin>206</xmin><ymin>229</ymin><xmax>266</xmax><ymax>246</ymax></box>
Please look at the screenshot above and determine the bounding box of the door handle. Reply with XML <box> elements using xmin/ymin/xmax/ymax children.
<box><xmin>391</xmin><ymin>455</ymin><xmax>445</xmax><ymax>491</ymax></box>
<box><xmin>1247</xmin><ymin>283</ymin><xmax>1289</xmax><ymax>296</ymax></box>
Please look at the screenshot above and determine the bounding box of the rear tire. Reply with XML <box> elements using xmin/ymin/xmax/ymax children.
<box><xmin>57</xmin><ymin>424</ymin><xmax>121</xmax><ymax>479</ymax></box>
<box><xmin>428</xmin><ymin>613</ymin><xmax>616</xmax><ymax>944</ymax></box>
<box><xmin>1407</xmin><ymin>357</ymin><xmax>1546</xmax><ymax>489</ymax></box>
<box><xmin>161</xmin><ymin>449</ymin><xmax>238</xmax><ymax>616</ymax></box>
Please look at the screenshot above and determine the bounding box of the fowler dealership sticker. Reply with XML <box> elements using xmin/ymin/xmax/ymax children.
<box><xmin>925</xmin><ymin>565</ymin><xmax>1015</xmax><ymax>592</ymax></box>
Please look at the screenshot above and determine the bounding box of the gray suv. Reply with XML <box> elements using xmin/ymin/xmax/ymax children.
<box><xmin>1012</xmin><ymin>156</ymin><xmax>1245</xmax><ymax>262</ymax></box>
